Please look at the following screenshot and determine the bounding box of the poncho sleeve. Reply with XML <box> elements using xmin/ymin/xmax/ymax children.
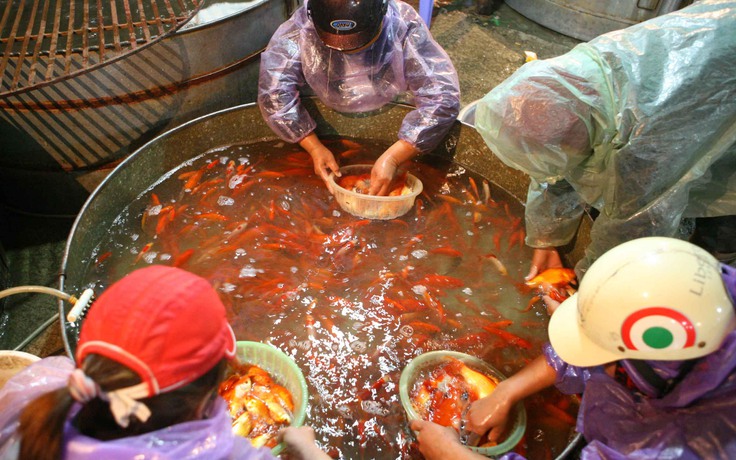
<box><xmin>396</xmin><ymin>3</ymin><xmax>460</xmax><ymax>153</ymax></box>
<box><xmin>476</xmin><ymin>0</ymin><xmax>736</xmax><ymax>274</ymax></box>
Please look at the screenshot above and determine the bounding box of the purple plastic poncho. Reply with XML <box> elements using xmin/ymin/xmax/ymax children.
<box><xmin>257</xmin><ymin>0</ymin><xmax>460</xmax><ymax>153</ymax></box>
<box><xmin>543</xmin><ymin>328</ymin><xmax>736</xmax><ymax>459</ymax></box>
<box><xmin>0</xmin><ymin>357</ymin><xmax>276</xmax><ymax>460</ymax></box>
<box><xmin>474</xmin><ymin>0</ymin><xmax>736</xmax><ymax>276</ymax></box>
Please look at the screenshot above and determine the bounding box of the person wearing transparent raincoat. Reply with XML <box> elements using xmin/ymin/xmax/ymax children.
<box><xmin>412</xmin><ymin>237</ymin><xmax>736</xmax><ymax>460</ymax></box>
<box><xmin>257</xmin><ymin>0</ymin><xmax>460</xmax><ymax>196</ymax></box>
<box><xmin>474</xmin><ymin>0</ymin><xmax>736</xmax><ymax>279</ymax></box>
<box><xmin>0</xmin><ymin>266</ymin><xmax>330</xmax><ymax>460</ymax></box>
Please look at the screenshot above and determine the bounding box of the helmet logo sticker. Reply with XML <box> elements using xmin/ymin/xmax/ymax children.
<box><xmin>621</xmin><ymin>307</ymin><xmax>696</xmax><ymax>351</ymax></box>
<box><xmin>330</xmin><ymin>20</ymin><xmax>357</xmax><ymax>31</ymax></box>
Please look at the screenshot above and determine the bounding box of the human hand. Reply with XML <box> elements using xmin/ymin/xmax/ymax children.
<box><xmin>410</xmin><ymin>419</ymin><xmax>485</xmax><ymax>460</ymax></box>
<box><xmin>368</xmin><ymin>140</ymin><xmax>418</xmax><ymax>196</ymax></box>
<box><xmin>542</xmin><ymin>294</ymin><xmax>562</xmax><ymax>315</ymax></box>
<box><xmin>299</xmin><ymin>133</ymin><xmax>340</xmax><ymax>190</ymax></box>
<box><xmin>466</xmin><ymin>388</ymin><xmax>513</xmax><ymax>444</ymax></box>
<box><xmin>369</xmin><ymin>152</ymin><xmax>401</xmax><ymax>196</ymax></box>
<box><xmin>279</xmin><ymin>426</ymin><xmax>331</xmax><ymax>460</ymax></box>
<box><xmin>526</xmin><ymin>247</ymin><xmax>563</xmax><ymax>281</ymax></box>
<box><xmin>309</xmin><ymin>146</ymin><xmax>340</xmax><ymax>186</ymax></box>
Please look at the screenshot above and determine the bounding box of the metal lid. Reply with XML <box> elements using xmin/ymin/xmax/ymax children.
<box><xmin>0</xmin><ymin>0</ymin><xmax>202</xmax><ymax>96</ymax></box>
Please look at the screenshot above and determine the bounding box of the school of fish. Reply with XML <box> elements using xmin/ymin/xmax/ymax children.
<box><xmin>218</xmin><ymin>363</ymin><xmax>295</xmax><ymax>448</ymax></box>
<box><xmin>86</xmin><ymin>138</ymin><xmax>580</xmax><ymax>459</ymax></box>
<box><xmin>410</xmin><ymin>357</ymin><xmax>498</xmax><ymax>435</ymax></box>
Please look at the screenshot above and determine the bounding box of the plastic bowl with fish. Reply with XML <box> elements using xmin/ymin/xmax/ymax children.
<box><xmin>399</xmin><ymin>350</ymin><xmax>527</xmax><ymax>457</ymax></box>
<box><xmin>219</xmin><ymin>341</ymin><xmax>308</xmax><ymax>456</ymax></box>
<box><xmin>328</xmin><ymin>164</ymin><xmax>423</xmax><ymax>220</ymax></box>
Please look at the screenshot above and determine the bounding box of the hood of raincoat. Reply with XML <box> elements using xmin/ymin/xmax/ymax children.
<box><xmin>475</xmin><ymin>54</ymin><xmax>607</xmax><ymax>185</ymax></box>
<box><xmin>257</xmin><ymin>0</ymin><xmax>459</xmax><ymax>152</ymax></box>
<box><xmin>475</xmin><ymin>0</ymin><xmax>736</xmax><ymax>202</ymax></box>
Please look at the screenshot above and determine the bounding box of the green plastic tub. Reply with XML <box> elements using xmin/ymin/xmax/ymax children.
<box><xmin>399</xmin><ymin>350</ymin><xmax>527</xmax><ymax>457</ymax></box>
<box><xmin>233</xmin><ymin>341</ymin><xmax>308</xmax><ymax>456</ymax></box>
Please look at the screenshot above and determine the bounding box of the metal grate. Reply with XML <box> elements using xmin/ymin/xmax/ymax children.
<box><xmin>0</xmin><ymin>0</ymin><xmax>201</xmax><ymax>96</ymax></box>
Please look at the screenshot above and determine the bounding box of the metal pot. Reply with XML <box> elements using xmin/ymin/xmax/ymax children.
<box><xmin>0</xmin><ymin>0</ymin><xmax>299</xmax><ymax>215</ymax></box>
<box><xmin>505</xmin><ymin>0</ymin><xmax>693</xmax><ymax>41</ymax></box>
<box><xmin>60</xmin><ymin>98</ymin><xmax>592</xmax><ymax>316</ymax></box>
<box><xmin>59</xmin><ymin>98</ymin><xmax>591</xmax><ymax>458</ymax></box>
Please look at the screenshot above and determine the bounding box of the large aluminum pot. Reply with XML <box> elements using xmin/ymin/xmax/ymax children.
<box><xmin>0</xmin><ymin>0</ymin><xmax>299</xmax><ymax>215</ymax></box>
<box><xmin>505</xmin><ymin>0</ymin><xmax>692</xmax><ymax>41</ymax></box>
<box><xmin>60</xmin><ymin>97</ymin><xmax>592</xmax><ymax>349</ymax></box>
<box><xmin>59</xmin><ymin>98</ymin><xmax>590</xmax><ymax>457</ymax></box>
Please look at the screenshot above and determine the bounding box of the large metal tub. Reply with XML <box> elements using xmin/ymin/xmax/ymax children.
<box><xmin>0</xmin><ymin>0</ymin><xmax>298</xmax><ymax>215</ymax></box>
<box><xmin>505</xmin><ymin>0</ymin><xmax>692</xmax><ymax>41</ymax></box>
<box><xmin>60</xmin><ymin>98</ymin><xmax>592</xmax><ymax>348</ymax></box>
<box><xmin>59</xmin><ymin>98</ymin><xmax>591</xmax><ymax>457</ymax></box>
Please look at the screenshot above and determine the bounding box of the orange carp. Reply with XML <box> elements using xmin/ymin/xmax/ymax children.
<box><xmin>410</xmin><ymin>357</ymin><xmax>498</xmax><ymax>432</ymax></box>
<box><xmin>218</xmin><ymin>363</ymin><xmax>295</xmax><ymax>449</ymax></box>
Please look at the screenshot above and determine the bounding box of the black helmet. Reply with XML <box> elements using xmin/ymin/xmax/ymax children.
<box><xmin>307</xmin><ymin>0</ymin><xmax>389</xmax><ymax>51</ymax></box>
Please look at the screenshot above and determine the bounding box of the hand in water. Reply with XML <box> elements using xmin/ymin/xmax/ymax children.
<box><xmin>299</xmin><ymin>133</ymin><xmax>340</xmax><ymax>192</ymax></box>
<box><xmin>279</xmin><ymin>426</ymin><xmax>331</xmax><ymax>460</ymax></box>
<box><xmin>526</xmin><ymin>247</ymin><xmax>563</xmax><ymax>280</ymax></box>
<box><xmin>466</xmin><ymin>388</ymin><xmax>513</xmax><ymax>444</ymax></box>
<box><xmin>368</xmin><ymin>139</ymin><xmax>419</xmax><ymax>196</ymax></box>
<box><xmin>369</xmin><ymin>152</ymin><xmax>400</xmax><ymax>196</ymax></box>
<box><xmin>410</xmin><ymin>419</ymin><xmax>487</xmax><ymax>460</ymax></box>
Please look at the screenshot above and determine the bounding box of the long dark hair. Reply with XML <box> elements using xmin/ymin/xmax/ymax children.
<box><xmin>17</xmin><ymin>354</ymin><xmax>228</xmax><ymax>460</ymax></box>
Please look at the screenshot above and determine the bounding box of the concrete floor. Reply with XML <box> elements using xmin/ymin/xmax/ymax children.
<box><xmin>0</xmin><ymin>0</ymin><xmax>581</xmax><ymax>368</ymax></box>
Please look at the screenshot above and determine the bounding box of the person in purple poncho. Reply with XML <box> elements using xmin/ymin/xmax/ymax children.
<box><xmin>411</xmin><ymin>237</ymin><xmax>736</xmax><ymax>459</ymax></box>
<box><xmin>0</xmin><ymin>265</ymin><xmax>330</xmax><ymax>460</ymax></box>
<box><xmin>257</xmin><ymin>0</ymin><xmax>460</xmax><ymax>196</ymax></box>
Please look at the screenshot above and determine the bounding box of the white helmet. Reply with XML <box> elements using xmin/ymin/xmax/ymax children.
<box><xmin>549</xmin><ymin>237</ymin><xmax>736</xmax><ymax>367</ymax></box>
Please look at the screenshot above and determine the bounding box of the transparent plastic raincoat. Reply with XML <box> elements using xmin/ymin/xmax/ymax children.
<box><xmin>475</xmin><ymin>0</ymin><xmax>736</xmax><ymax>275</ymax></box>
<box><xmin>257</xmin><ymin>0</ymin><xmax>460</xmax><ymax>153</ymax></box>
<box><xmin>543</xmin><ymin>327</ymin><xmax>736</xmax><ymax>459</ymax></box>
<box><xmin>0</xmin><ymin>357</ymin><xmax>276</xmax><ymax>460</ymax></box>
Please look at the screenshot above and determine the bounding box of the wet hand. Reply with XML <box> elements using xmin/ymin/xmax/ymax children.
<box><xmin>279</xmin><ymin>425</ymin><xmax>315</xmax><ymax>445</ymax></box>
<box><xmin>526</xmin><ymin>247</ymin><xmax>563</xmax><ymax>281</ymax></box>
<box><xmin>410</xmin><ymin>419</ymin><xmax>479</xmax><ymax>460</ymax></box>
<box><xmin>279</xmin><ymin>426</ymin><xmax>331</xmax><ymax>460</ymax></box>
<box><xmin>369</xmin><ymin>140</ymin><xmax>418</xmax><ymax>196</ymax></box>
<box><xmin>368</xmin><ymin>153</ymin><xmax>400</xmax><ymax>196</ymax></box>
<box><xmin>466</xmin><ymin>391</ymin><xmax>512</xmax><ymax>444</ymax></box>
<box><xmin>299</xmin><ymin>133</ymin><xmax>340</xmax><ymax>192</ymax></box>
<box><xmin>309</xmin><ymin>146</ymin><xmax>340</xmax><ymax>189</ymax></box>
<box><xmin>542</xmin><ymin>294</ymin><xmax>562</xmax><ymax>315</ymax></box>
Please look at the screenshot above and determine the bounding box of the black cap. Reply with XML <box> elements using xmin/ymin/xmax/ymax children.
<box><xmin>308</xmin><ymin>0</ymin><xmax>388</xmax><ymax>51</ymax></box>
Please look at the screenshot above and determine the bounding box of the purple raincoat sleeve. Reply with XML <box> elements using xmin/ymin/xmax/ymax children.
<box><xmin>257</xmin><ymin>0</ymin><xmax>459</xmax><ymax>152</ymax></box>
<box><xmin>543</xmin><ymin>342</ymin><xmax>592</xmax><ymax>395</ymax></box>
<box><xmin>577</xmin><ymin>330</ymin><xmax>736</xmax><ymax>459</ymax></box>
<box><xmin>395</xmin><ymin>4</ymin><xmax>460</xmax><ymax>153</ymax></box>
<box><xmin>257</xmin><ymin>11</ymin><xmax>316</xmax><ymax>145</ymax></box>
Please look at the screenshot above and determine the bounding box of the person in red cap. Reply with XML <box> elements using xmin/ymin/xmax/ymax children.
<box><xmin>0</xmin><ymin>265</ymin><xmax>330</xmax><ymax>460</ymax></box>
<box><xmin>258</xmin><ymin>0</ymin><xmax>460</xmax><ymax>196</ymax></box>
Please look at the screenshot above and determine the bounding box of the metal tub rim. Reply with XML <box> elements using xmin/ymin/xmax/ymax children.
<box><xmin>58</xmin><ymin>98</ymin><xmax>589</xmax><ymax>458</ymax></box>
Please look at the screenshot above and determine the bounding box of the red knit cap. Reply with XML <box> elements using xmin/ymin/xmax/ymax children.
<box><xmin>76</xmin><ymin>265</ymin><xmax>236</xmax><ymax>395</ymax></box>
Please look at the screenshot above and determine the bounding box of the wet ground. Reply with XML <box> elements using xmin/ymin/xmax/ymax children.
<box><xmin>0</xmin><ymin>0</ymin><xmax>582</xmax><ymax>421</ymax></box>
<box><xmin>421</xmin><ymin>1</ymin><xmax>580</xmax><ymax>105</ymax></box>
